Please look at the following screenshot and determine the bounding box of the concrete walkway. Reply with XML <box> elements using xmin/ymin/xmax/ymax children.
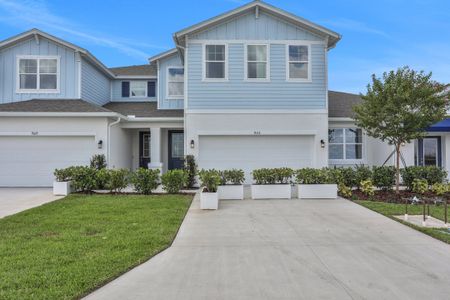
<box><xmin>86</xmin><ymin>196</ymin><xmax>450</xmax><ymax>300</ymax></box>
<box><xmin>0</xmin><ymin>188</ymin><xmax>63</xmax><ymax>218</ymax></box>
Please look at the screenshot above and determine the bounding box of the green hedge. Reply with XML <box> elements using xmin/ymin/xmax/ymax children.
<box><xmin>400</xmin><ymin>166</ymin><xmax>447</xmax><ymax>190</ymax></box>
<box><xmin>252</xmin><ymin>168</ymin><xmax>293</xmax><ymax>184</ymax></box>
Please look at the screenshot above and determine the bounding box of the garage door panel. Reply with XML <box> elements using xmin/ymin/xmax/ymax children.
<box><xmin>198</xmin><ymin>135</ymin><xmax>314</xmax><ymax>183</ymax></box>
<box><xmin>0</xmin><ymin>136</ymin><xmax>95</xmax><ymax>187</ymax></box>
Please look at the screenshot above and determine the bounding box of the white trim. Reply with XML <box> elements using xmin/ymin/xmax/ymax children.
<box><xmin>75</xmin><ymin>51</ymin><xmax>82</xmax><ymax>99</ymax></box>
<box><xmin>0</xmin><ymin>131</ymin><xmax>97</xmax><ymax>137</ymax></box>
<box><xmin>285</xmin><ymin>44</ymin><xmax>312</xmax><ymax>82</ymax></box>
<box><xmin>124</xmin><ymin>117</ymin><xmax>184</xmax><ymax>122</ymax></box>
<box><xmin>186</xmin><ymin>109</ymin><xmax>328</xmax><ymax>114</ymax></box>
<box><xmin>148</xmin><ymin>48</ymin><xmax>178</xmax><ymax>63</ymax></box>
<box><xmin>166</xmin><ymin>66</ymin><xmax>185</xmax><ymax>99</ymax></box>
<box><xmin>0</xmin><ymin>112</ymin><xmax>119</xmax><ymax>117</ymax></box>
<box><xmin>16</xmin><ymin>55</ymin><xmax>61</xmax><ymax>93</ymax></box>
<box><xmin>156</xmin><ymin>60</ymin><xmax>160</xmax><ymax>109</ymax></box>
<box><xmin>328</xmin><ymin>127</ymin><xmax>364</xmax><ymax>161</ymax></box>
<box><xmin>190</xmin><ymin>39</ymin><xmax>326</xmax><ymax>46</ymax></box>
<box><xmin>328</xmin><ymin>117</ymin><xmax>354</xmax><ymax>122</ymax></box>
<box><xmin>115</xmin><ymin>75</ymin><xmax>157</xmax><ymax>79</ymax></box>
<box><xmin>244</xmin><ymin>43</ymin><xmax>270</xmax><ymax>82</ymax></box>
<box><xmin>197</xmin><ymin>130</ymin><xmax>317</xmax><ymax>136</ymax></box>
<box><xmin>202</xmin><ymin>43</ymin><xmax>228</xmax><ymax>82</ymax></box>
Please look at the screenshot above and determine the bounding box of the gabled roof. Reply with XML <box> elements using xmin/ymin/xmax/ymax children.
<box><xmin>173</xmin><ymin>0</ymin><xmax>341</xmax><ymax>50</ymax></box>
<box><xmin>328</xmin><ymin>91</ymin><xmax>362</xmax><ymax>118</ymax></box>
<box><xmin>0</xmin><ymin>28</ymin><xmax>115</xmax><ymax>78</ymax></box>
<box><xmin>148</xmin><ymin>48</ymin><xmax>178</xmax><ymax>63</ymax></box>
<box><xmin>109</xmin><ymin>64</ymin><xmax>157</xmax><ymax>78</ymax></box>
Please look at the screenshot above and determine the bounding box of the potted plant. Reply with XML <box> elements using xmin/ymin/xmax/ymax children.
<box><xmin>217</xmin><ymin>169</ymin><xmax>245</xmax><ymax>200</ymax></box>
<box><xmin>199</xmin><ymin>170</ymin><xmax>221</xmax><ymax>209</ymax></box>
<box><xmin>53</xmin><ymin>167</ymin><xmax>72</xmax><ymax>196</ymax></box>
<box><xmin>295</xmin><ymin>168</ymin><xmax>338</xmax><ymax>199</ymax></box>
<box><xmin>251</xmin><ymin>168</ymin><xmax>292</xmax><ymax>199</ymax></box>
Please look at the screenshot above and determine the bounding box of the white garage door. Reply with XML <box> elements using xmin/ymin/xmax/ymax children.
<box><xmin>198</xmin><ymin>135</ymin><xmax>314</xmax><ymax>183</ymax></box>
<box><xmin>0</xmin><ymin>136</ymin><xmax>95</xmax><ymax>187</ymax></box>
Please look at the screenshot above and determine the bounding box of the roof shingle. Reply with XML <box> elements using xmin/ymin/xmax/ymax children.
<box><xmin>0</xmin><ymin>99</ymin><xmax>111</xmax><ymax>113</ymax></box>
<box><xmin>103</xmin><ymin>102</ymin><xmax>183</xmax><ymax>118</ymax></box>
<box><xmin>328</xmin><ymin>91</ymin><xmax>362</xmax><ymax>118</ymax></box>
<box><xmin>109</xmin><ymin>64</ymin><xmax>156</xmax><ymax>77</ymax></box>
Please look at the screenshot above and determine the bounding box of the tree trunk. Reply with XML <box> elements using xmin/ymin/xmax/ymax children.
<box><xmin>395</xmin><ymin>144</ymin><xmax>401</xmax><ymax>194</ymax></box>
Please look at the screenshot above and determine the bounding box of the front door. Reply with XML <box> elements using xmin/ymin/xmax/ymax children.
<box><xmin>139</xmin><ymin>131</ymin><xmax>150</xmax><ymax>168</ymax></box>
<box><xmin>416</xmin><ymin>137</ymin><xmax>441</xmax><ymax>167</ymax></box>
<box><xmin>168</xmin><ymin>130</ymin><xmax>184</xmax><ymax>170</ymax></box>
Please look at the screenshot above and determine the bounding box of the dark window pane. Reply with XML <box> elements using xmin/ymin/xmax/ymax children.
<box><xmin>121</xmin><ymin>81</ymin><xmax>130</xmax><ymax>97</ymax></box>
<box><xmin>345</xmin><ymin>128</ymin><xmax>362</xmax><ymax>143</ymax></box>
<box><xmin>20</xmin><ymin>74</ymin><xmax>37</xmax><ymax>89</ymax></box>
<box><xmin>289</xmin><ymin>45</ymin><xmax>308</xmax><ymax>61</ymax></box>
<box><xmin>19</xmin><ymin>59</ymin><xmax>37</xmax><ymax>73</ymax></box>
<box><xmin>423</xmin><ymin>138</ymin><xmax>437</xmax><ymax>166</ymax></box>
<box><xmin>328</xmin><ymin>129</ymin><xmax>344</xmax><ymax>143</ymax></box>
<box><xmin>168</xmin><ymin>68</ymin><xmax>184</xmax><ymax>80</ymax></box>
<box><xmin>248</xmin><ymin>62</ymin><xmax>267</xmax><ymax>79</ymax></box>
<box><xmin>206</xmin><ymin>62</ymin><xmax>225</xmax><ymax>78</ymax></box>
<box><xmin>40</xmin><ymin>74</ymin><xmax>57</xmax><ymax>89</ymax></box>
<box><xmin>329</xmin><ymin>145</ymin><xmax>344</xmax><ymax>159</ymax></box>
<box><xmin>147</xmin><ymin>81</ymin><xmax>156</xmax><ymax>97</ymax></box>
<box><xmin>206</xmin><ymin>45</ymin><xmax>225</xmax><ymax>61</ymax></box>
<box><xmin>247</xmin><ymin>45</ymin><xmax>266</xmax><ymax>61</ymax></box>
<box><xmin>346</xmin><ymin>144</ymin><xmax>362</xmax><ymax>159</ymax></box>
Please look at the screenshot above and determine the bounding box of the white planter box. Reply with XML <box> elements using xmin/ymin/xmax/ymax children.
<box><xmin>218</xmin><ymin>185</ymin><xmax>244</xmax><ymax>200</ymax></box>
<box><xmin>297</xmin><ymin>184</ymin><xmax>337</xmax><ymax>199</ymax></box>
<box><xmin>251</xmin><ymin>184</ymin><xmax>291</xmax><ymax>199</ymax></box>
<box><xmin>53</xmin><ymin>181</ymin><xmax>71</xmax><ymax>196</ymax></box>
<box><xmin>200</xmin><ymin>191</ymin><xmax>219</xmax><ymax>210</ymax></box>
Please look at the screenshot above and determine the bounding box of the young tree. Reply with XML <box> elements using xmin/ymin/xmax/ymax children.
<box><xmin>354</xmin><ymin>67</ymin><xmax>448</xmax><ymax>193</ymax></box>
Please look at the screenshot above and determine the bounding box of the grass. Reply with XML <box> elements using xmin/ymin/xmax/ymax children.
<box><xmin>0</xmin><ymin>194</ymin><xmax>192</xmax><ymax>300</ymax></box>
<box><xmin>355</xmin><ymin>200</ymin><xmax>450</xmax><ymax>244</ymax></box>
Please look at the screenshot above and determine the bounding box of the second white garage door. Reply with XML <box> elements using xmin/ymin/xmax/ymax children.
<box><xmin>198</xmin><ymin>135</ymin><xmax>314</xmax><ymax>183</ymax></box>
<box><xmin>0</xmin><ymin>135</ymin><xmax>96</xmax><ymax>187</ymax></box>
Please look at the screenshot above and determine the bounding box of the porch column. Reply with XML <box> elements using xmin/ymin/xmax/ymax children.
<box><xmin>149</xmin><ymin>127</ymin><xmax>163</xmax><ymax>172</ymax></box>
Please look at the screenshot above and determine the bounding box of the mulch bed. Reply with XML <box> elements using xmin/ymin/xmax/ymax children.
<box><xmin>350</xmin><ymin>190</ymin><xmax>447</xmax><ymax>204</ymax></box>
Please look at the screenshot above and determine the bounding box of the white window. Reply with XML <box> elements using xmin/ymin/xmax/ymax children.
<box><xmin>130</xmin><ymin>81</ymin><xmax>147</xmax><ymax>98</ymax></box>
<box><xmin>204</xmin><ymin>44</ymin><xmax>226</xmax><ymax>80</ymax></box>
<box><xmin>246</xmin><ymin>44</ymin><xmax>268</xmax><ymax>80</ymax></box>
<box><xmin>167</xmin><ymin>67</ymin><xmax>184</xmax><ymax>98</ymax></box>
<box><xmin>329</xmin><ymin>128</ymin><xmax>363</xmax><ymax>160</ymax></box>
<box><xmin>17</xmin><ymin>56</ymin><xmax>59</xmax><ymax>92</ymax></box>
<box><xmin>287</xmin><ymin>45</ymin><xmax>310</xmax><ymax>81</ymax></box>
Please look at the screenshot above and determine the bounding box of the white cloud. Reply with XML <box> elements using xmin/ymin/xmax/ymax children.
<box><xmin>0</xmin><ymin>0</ymin><xmax>168</xmax><ymax>60</ymax></box>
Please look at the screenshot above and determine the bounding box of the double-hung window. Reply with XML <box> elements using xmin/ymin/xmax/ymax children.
<box><xmin>121</xmin><ymin>81</ymin><xmax>156</xmax><ymax>98</ymax></box>
<box><xmin>246</xmin><ymin>44</ymin><xmax>268</xmax><ymax>80</ymax></box>
<box><xmin>329</xmin><ymin>128</ymin><xmax>363</xmax><ymax>160</ymax></box>
<box><xmin>287</xmin><ymin>45</ymin><xmax>309</xmax><ymax>81</ymax></box>
<box><xmin>167</xmin><ymin>67</ymin><xmax>184</xmax><ymax>98</ymax></box>
<box><xmin>204</xmin><ymin>44</ymin><xmax>226</xmax><ymax>80</ymax></box>
<box><xmin>17</xmin><ymin>56</ymin><xmax>59</xmax><ymax>92</ymax></box>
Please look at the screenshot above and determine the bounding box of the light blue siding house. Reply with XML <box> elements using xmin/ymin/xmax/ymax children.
<box><xmin>0</xmin><ymin>0</ymin><xmax>439</xmax><ymax>187</ymax></box>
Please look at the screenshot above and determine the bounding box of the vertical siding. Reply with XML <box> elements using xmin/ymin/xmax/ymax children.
<box><xmin>111</xmin><ymin>79</ymin><xmax>157</xmax><ymax>102</ymax></box>
<box><xmin>0</xmin><ymin>37</ymin><xmax>78</xmax><ymax>103</ymax></box>
<box><xmin>81</xmin><ymin>58</ymin><xmax>111</xmax><ymax>106</ymax></box>
<box><xmin>158</xmin><ymin>53</ymin><xmax>184</xmax><ymax>109</ymax></box>
<box><xmin>190</xmin><ymin>11</ymin><xmax>323</xmax><ymax>41</ymax></box>
<box><xmin>187</xmin><ymin>42</ymin><xmax>326</xmax><ymax>109</ymax></box>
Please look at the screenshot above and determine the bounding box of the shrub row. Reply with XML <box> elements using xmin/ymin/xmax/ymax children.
<box><xmin>198</xmin><ymin>169</ymin><xmax>245</xmax><ymax>192</ymax></box>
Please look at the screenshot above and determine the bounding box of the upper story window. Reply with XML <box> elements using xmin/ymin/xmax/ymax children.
<box><xmin>167</xmin><ymin>67</ymin><xmax>184</xmax><ymax>98</ymax></box>
<box><xmin>246</xmin><ymin>44</ymin><xmax>268</xmax><ymax>80</ymax></box>
<box><xmin>287</xmin><ymin>45</ymin><xmax>310</xmax><ymax>81</ymax></box>
<box><xmin>17</xmin><ymin>56</ymin><xmax>59</xmax><ymax>93</ymax></box>
<box><xmin>329</xmin><ymin>128</ymin><xmax>363</xmax><ymax>160</ymax></box>
<box><xmin>204</xmin><ymin>44</ymin><xmax>227</xmax><ymax>80</ymax></box>
<box><xmin>121</xmin><ymin>80</ymin><xmax>156</xmax><ymax>98</ymax></box>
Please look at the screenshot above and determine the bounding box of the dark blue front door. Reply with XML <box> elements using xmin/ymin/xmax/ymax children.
<box><xmin>168</xmin><ymin>131</ymin><xmax>184</xmax><ymax>170</ymax></box>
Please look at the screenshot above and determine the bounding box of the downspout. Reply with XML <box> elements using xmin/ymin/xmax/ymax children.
<box><xmin>107</xmin><ymin>117</ymin><xmax>121</xmax><ymax>167</ymax></box>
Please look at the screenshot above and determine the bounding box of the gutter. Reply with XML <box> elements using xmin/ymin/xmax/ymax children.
<box><xmin>107</xmin><ymin>117</ymin><xmax>121</xmax><ymax>166</ymax></box>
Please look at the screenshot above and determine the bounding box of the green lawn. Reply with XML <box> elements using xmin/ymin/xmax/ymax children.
<box><xmin>0</xmin><ymin>194</ymin><xmax>192</xmax><ymax>300</ymax></box>
<box><xmin>356</xmin><ymin>200</ymin><xmax>450</xmax><ymax>244</ymax></box>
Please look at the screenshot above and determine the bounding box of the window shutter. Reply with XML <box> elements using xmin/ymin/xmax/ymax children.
<box><xmin>121</xmin><ymin>81</ymin><xmax>130</xmax><ymax>97</ymax></box>
<box><xmin>147</xmin><ymin>81</ymin><xmax>156</xmax><ymax>97</ymax></box>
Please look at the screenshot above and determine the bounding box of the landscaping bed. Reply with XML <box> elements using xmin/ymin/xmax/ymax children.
<box><xmin>0</xmin><ymin>194</ymin><xmax>192</xmax><ymax>300</ymax></box>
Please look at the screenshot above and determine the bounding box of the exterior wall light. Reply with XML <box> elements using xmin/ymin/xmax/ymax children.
<box><xmin>190</xmin><ymin>139</ymin><xmax>195</xmax><ymax>149</ymax></box>
<box><xmin>320</xmin><ymin>139</ymin><xmax>325</xmax><ymax>148</ymax></box>
<box><xmin>97</xmin><ymin>140</ymin><xmax>103</xmax><ymax>149</ymax></box>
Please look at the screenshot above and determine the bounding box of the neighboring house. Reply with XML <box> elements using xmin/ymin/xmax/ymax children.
<box><xmin>0</xmin><ymin>1</ymin><xmax>447</xmax><ymax>187</ymax></box>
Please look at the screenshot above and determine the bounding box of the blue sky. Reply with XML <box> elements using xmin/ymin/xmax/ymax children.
<box><xmin>0</xmin><ymin>0</ymin><xmax>448</xmax><ymax>93</ymax></box>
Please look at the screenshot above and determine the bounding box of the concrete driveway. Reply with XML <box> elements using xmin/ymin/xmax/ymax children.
<box><xmin>0</xmin><ymin>188</ymin><xmax>63</xmax><ymax>218</ymax></box>
<box><xmin>86</xmin><ymin>196</ymin><xmax>450</xmax><ymax>300</ymax></box>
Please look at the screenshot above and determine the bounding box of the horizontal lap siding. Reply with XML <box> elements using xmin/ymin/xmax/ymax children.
<box><xmin>81</xmin><ymin>58</ymin><xmax>111</xmax><ymax>106</ymax></box>
<box><xmin>0</xmin><ymin>37</ymin><xmax>77</xmax><ymax>103</ymax></box>
<box><xmin>187</xmin><ymin>43</ymin><xmax>326</xmax><ymax>109</ymax></box>
<box><xmin>158</xmin><ymin>53</ymin><xmax>184</xmax><ymax>109</ymax></box>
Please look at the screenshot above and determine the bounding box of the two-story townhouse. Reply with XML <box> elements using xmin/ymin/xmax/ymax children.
<box><xmin>0</xmin><ymin>0</ymin><xmax>448</xmax><ymax>187</ymax></box>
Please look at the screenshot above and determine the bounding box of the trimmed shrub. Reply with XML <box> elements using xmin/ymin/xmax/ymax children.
<box><xmin>338</xmin><ymin>183</ymin><xmax>352</xmax><ymax>198</ymax></box>
<box><xmin>340</xmin><ymin>167</ymin><xmax>357</xmax><ymax>188</ymax></box>
<box><xmin>90</xmin><ymin>154</ymin><xmax>107</xmax><ymax>170</ymax></box>
<box><xmin>360</xmin><ymin>179</ymin><xmax>375</xmax><ymax>197</ymax></box>
<box><xmin>355</xmin><ymin>165</ymin><xmax>372</xmax><ymax>189</ymax></box>
<box><xmin>412</xmin><ymin>178</ymin><xmax>428</xmax><ymax>194</ymax></box>
<box><xmin>161</xmin><ymin>170</ymin><xmax>187</xmax><ymax>194</ymax></box>
<box><xmin>431</xmin><ymin>183</ymin><xmax>447</xmax><ymax>196</ymax></box>
<box><xmin>372</xmin><ymin>166</ymin><xmax>395</xmax><ymax>191</ymax></box>
<box><xmin>183</xmin><ymin>155</ymin><xmax>197</xmax><ymax>188</ymax></box>
<box><xmin>294</xmin><ymin>168</ymin><xmax>338</xmax><ymax>184</ymax></box>
<box><xmin>401</xmin><ymin>166</ymin><xmax>447</xmax><ymax>190</ymax></box>
<box><xmin>223</xmin><ymin>169</ymin><xmax>245</xmax><ymax>185</ymax></box>
<box><xmin>71</xmin><ymin>166</ymin><xmax>97</xmax><ymax>193</ymax></box>
<box><xmin>199</xmin><ymin>170</ymin><xmax>221</xmax><ymax>193</ymax></box>
<box><xmin>252</xmin><ymin>168</ymin><xmax>293</xmax><ymax>184</ymax></box>
<box><xmin>131</xmin><ymin>168</ymin><xmax>160</xmax><ymax>195</ymax></box>
<box><xmin>96</xmin><ymin>169</ymin><xmax>129</xmax><ymax>193</ymax></box>
<box><xmin>54</xmin><ymin>167</ymin><xmax>73</xmax><ymax>182</ymax></box>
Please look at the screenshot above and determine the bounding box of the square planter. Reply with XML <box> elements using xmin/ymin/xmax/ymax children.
<box><xmin>251</xmin><ymin>184</ymin><xmax>291</xmax><ymax>199</ymax></box>
<box><xmin>200</xmin><ymin>190</ymin><xmax>219</xmax><ymax>210</ymax></box>
<box><xmin>297</xmin><ymin>184</ymin><xmax>337</xmax><ymax>199</ymax></box>
<box><xmin>218</xmin><ymin>185</ymin><xmax>244</xmax><ymax>200</ymax></box>
<box><xmin>53</xmin><ymin>181</ymin><xmax>71</xmax><ymax>196</ymax></box>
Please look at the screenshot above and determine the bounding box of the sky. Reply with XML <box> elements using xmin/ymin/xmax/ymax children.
<box><xmin>0</xmin><ymin>0</ymin><xmax>448</xmax><ymax>94</ymax></box>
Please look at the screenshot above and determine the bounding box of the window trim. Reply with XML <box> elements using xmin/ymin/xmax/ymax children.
<box><xmin>202</xmin><ymin>43</ymin><xmax>228</xmax><ymax>82</ymax></box>
<box><xmin>129</xmin><ymin>81</ymin><xmax>147</xmax><ymax>98</ymax></box>
<box><xmin>328</xmin><ymin>127</ymin><xmax>364</xmax><ymax>163</ymax></box>
<box><xmin>16</xmin><ymin>55</ymin><xmax>60</xmax><ymax>93</ymax></box>
<box><xmin>244</xmin><ymin>43</ymin><xmax>270</xmax><ymax>82</ymax></box>
<box><xmin>285</xmin><ymin>44</ymin><xmax>311</xmax><ymax>82</ymax></box>
<box><xmin>166</xmin><ymin>67</ymin><xmax>184</xmax><ymax>99</ymax></box>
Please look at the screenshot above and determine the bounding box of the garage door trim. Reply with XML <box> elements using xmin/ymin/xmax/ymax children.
<box><xmin>197</xmin><ymin>130</ymin><xmax>318</xmax><ymax>136</ymax></box>
<box><xmin>0</xmin><ymin>131</ymin><xmax>97</xmax><ymax>137</ymax></box>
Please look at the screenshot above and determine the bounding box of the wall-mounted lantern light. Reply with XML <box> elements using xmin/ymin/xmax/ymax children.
<box><xmin>320</xmin><ymin>139</ymin><xmax>326</xmax><ymax>148</ymax></box>
<box><xmin>190</xmin><ymin>139</ymin><xmax>195</xmax><ymax>149</ymax></box>
<box><xmin>98</xmin><ymin>140</ymin><xmax>103</xmax><ymax>149</ymax></box>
